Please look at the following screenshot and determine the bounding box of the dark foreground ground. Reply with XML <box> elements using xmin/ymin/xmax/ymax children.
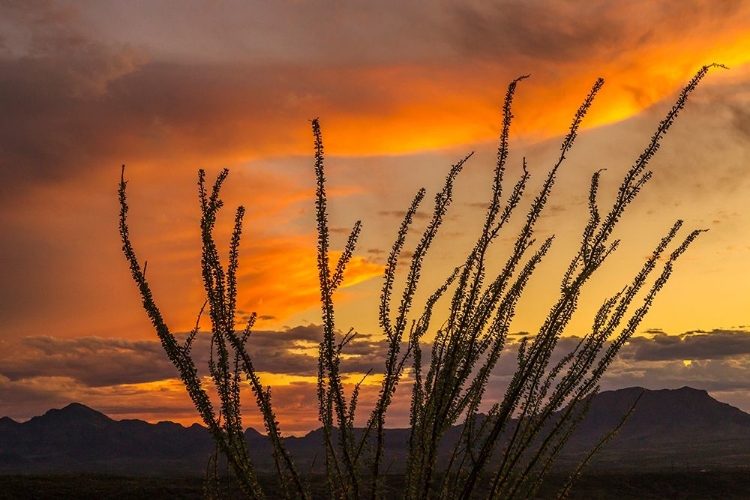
<box><xmin>2</xmin><ymin>470</ymin><xmax>750</xmax><ymax>499</ymax></box>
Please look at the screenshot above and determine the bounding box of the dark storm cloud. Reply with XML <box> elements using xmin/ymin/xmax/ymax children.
<box><xmin>484</xmin><ymin>331</ymin><xmax>750</xmax><ymax>396</ymax></box>
<box><xmin>1</xmin><ymin>336</ymin><xmax>177</xmax><ymax>387</ymax></box>
<box><xmin>2</xmin><ymin>0</ymin><xmax>747</xmax><ymax>206</ymax></box>
<box><xmin>7</xmin><ymin>327</ymin><xmax>750</xmax><ymax>420</ymax></box>
<box><xmin>0</xmin><ymin>2</ymin><xmax>408</xmax><ymax>202</ymax></box>
<box><xmin>0</xmin><ymin>42</ymin><xmax>146</xmax><ymax>192</ymax></box>
<box><xmin>562</xmin><ymin>330</ymin><xmax>750</xmax><ymax>396</ymax></box>
<box><xmin>448</xmin><ymin>0</ymin><xmax>744</xmax><ymax>63</ymax></box>
<box><xmin>0</xmin><ymin>326</ymin><xmax>391</xmax><ymax>387</ymax></box>
<box><xmin>600</xmin><ymin>354</ymin><xmax>750</xmax><ymax>395</ymax></box>
<box><xmin>620</xmin><ymin>329</ymin><xmax>750</xmax><ymax>362</ymax></box>
<box><xmin>0</xmin><ymin>42</ymin><xmax>446</xmax><ymax>204</ymax></box>
<box><xmin>449</xmin><ymin>1</ymin><xmax>627</xmax><ymax>62</ymax></box>
<box><xmin>0</xmin><ymin>57</ymin><xmax>248</xmax><ymax>191</ymax></box>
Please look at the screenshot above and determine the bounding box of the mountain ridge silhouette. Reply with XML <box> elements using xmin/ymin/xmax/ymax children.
<box><xmin>2</xmin><ymin>386</ymin><xmax>750</xmax><ymax>475</ymax></box>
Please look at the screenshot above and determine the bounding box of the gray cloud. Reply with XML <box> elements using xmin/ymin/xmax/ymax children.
<box><xmin>0</xmin><ymin>326</ymin><xmax>392</xmax><ymax>387</ymax></box>
<box><xmin>10</xmin><ymin>327</ymin><xmax>750</xmax><ymax>388</ymax></box>
<box><xmin>1</xmin><ymin>336</ymin><xmax>177</xmax><ymax>387</ymax></box>
<box><xmin>2</xmin><ymin>0</ymin><xmax>748</xmax><ymax>209</ymax></box>
<box><xmin>449</xmin><ymin>0</ymin><xmax>744</xmax><ymax>64</ymax></box>
<box><xmin>481</xmin><ymin>330</ymin><xmax>750</xmax><ymax>409</ymax></box>
<box><xmin>7</xmin><ymin>326</ymin><xmax>750</xmax><ymax>422</ymax></box>
<box><xmin>449</xmin><ymin>1</ymin><xmax>626</xmax><ymax>63</ymax></box>
<box><xmin>591</xmin><ymin>330</ymin><xmax>750</xmax><ymax>402</ymax></box>
<box><xmin>0</xmin><ymin>2</ymin><xmax>418</xmax><ymax>203</ymax></box>
<box><xmin>620</xmin><ymin>329</ymin><xmax>750</xmax><ymax>362</ymax></box>
<box><xmin>597</xmin><ymin>354</ymin><xmax>750</xmax><ymax>399</ymax></box>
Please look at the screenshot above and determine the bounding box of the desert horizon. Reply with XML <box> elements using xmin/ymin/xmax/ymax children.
<box><xmin>2</xmin><ymin>1</ymin><xmax>750</xmax><ymax>498</ymax></box>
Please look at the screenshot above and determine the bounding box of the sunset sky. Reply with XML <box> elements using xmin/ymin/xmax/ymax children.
<box><xmin>2</xmin><ymin>1</ymin><xmax>750</xmax><ymax>435</ymax></box>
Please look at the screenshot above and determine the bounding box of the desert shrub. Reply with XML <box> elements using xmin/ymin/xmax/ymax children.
<box><xmin>119</xmin><ymin>65</ymin><xmax>723</xmax><ymax>499</ymax></box>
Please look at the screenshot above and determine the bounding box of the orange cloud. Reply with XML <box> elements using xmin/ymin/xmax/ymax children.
<box><xmin>3</xmin><ymin>0</ymin><xmax>750</xmax><ymax>205</ymax></box>
<box><xmin>235</xmin><ymin>239</ymin><xmax>384</xmax><ymax>326</ymax></box>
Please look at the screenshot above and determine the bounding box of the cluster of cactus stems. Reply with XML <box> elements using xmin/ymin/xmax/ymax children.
<box><xmin>119</xmin><ymin>64</ymin><xmax>724</xmax><ymax>499</ymax></box>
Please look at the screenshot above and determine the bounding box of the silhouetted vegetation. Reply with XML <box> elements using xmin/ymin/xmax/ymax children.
<box><xmin>6</xmin><ymin>471</ymin><xmax>750</xmax><ymax>500</ymax></box>
<box><xmin>119</xmin><ymin>65</ymin><xmax>723</xmax><ymax>499</ymax></box>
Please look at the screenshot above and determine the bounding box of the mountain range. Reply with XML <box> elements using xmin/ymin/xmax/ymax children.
<box><xmin>2</xmin><ymin>387</ymin><xmax>750</xmax><ymax>476</ymax></box>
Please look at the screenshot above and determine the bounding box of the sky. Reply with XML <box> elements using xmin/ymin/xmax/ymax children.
<box><xmin>1</xmin><ymin>0</ymin><xmax>750</xmax><ymax>435</ymax></box>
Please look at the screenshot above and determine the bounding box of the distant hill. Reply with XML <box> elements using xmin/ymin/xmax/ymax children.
<box><xmin>0</xmin><ymin>403</ymin><xmax>214</xmax><ymax>475</ymax></box>
<box><xmin>2</xmin><ymin>387</ymin><xmax>750</xmax><ymax>475</ymax></box>
<box><xmin>559</xmin><ymin>386</ymin><xmax>750</xmax><ymax>471</ymax></box>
